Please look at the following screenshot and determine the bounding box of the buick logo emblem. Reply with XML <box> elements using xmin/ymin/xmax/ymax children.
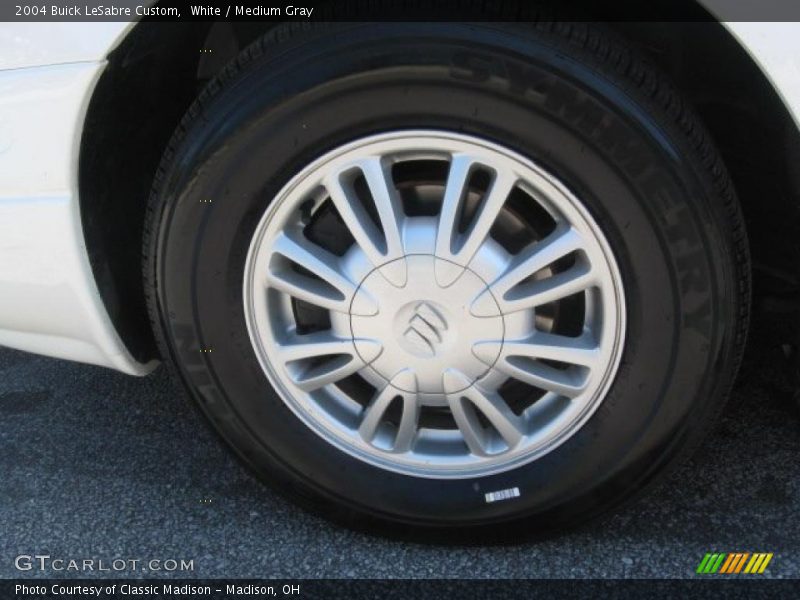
<box><xmin>402</xmin><ymin>302</ymin><xmax>448</xmax><ymax>357</ymax></box>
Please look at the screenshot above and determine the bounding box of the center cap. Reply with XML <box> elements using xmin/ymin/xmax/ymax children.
<box><xmin>350</xmin><ymin>255</ymin><xmax>504</xmax><ymax>396</ymax></box>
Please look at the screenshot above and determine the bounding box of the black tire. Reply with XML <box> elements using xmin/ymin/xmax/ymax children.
<box><xmin>144</xmin><ymin>21</ymin><xmax>749</xmax><ymax>539</ymax></box>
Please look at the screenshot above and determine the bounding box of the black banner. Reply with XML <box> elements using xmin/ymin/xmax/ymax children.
<box><xmin>4</xmin><ymin>579</ymin><xmax>800</xmax><ymax>600</ymax></box>
<box><xmin>6</xmin><ymin>0</ymin><xmax>800</xmax><ymax>23</ymax></box>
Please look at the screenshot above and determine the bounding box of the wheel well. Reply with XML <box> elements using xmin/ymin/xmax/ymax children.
<box><xmin>79</xmin><ymin>17</ymin><xmax>800</xmax><ymax>362</ymax></box>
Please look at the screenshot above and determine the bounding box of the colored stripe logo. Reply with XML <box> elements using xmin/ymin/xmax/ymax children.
<box><xmin>696</xmin><ymin>553</ymin><xmax>773</xmax><ymax>574</ymax></box>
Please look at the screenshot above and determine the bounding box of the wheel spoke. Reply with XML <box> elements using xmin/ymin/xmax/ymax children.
<box><xmin>472</xmin><ymin>330</ymin><xmax>594</xmax><ymax>398</ymax></box>
<box><xmin>358</xmin><ymin>370</ymin><xmax>419</xmax><ymax>453</ymax></box>
<box><xmin>497</xmin><ymin>357</ymin><xmax>587</xmax><ymax>398</ymax></box>
<box><xmin>444</xmin><ymin>370</ymin><xmax>523</xmax><ymax>454</ymax></box>
<box><xmin>435</xmin><ymin>156</ymin><xmax>517</xmax><ymax>285</ymax></box>
<box><xmin>278</xmin><ymin>333</ymin><xmax>381</xmax><ymax>391</ymax></box>
<box><xmin>457</xmin><ymin>168</ymin><xmax>517</xmax><ymax>265</ymax></box>
<box><xmin>474</xmin><ymin>332</ymin><xmax>599</xmax><ymax>369</ymax></box>
<box><xmin>393</xmin><ymin>395</ymin><xmax>420</xmax><ymax>453</ymax></box>
<box><xmin>472</xmin><ymin>226</ymin><xmax>595</xmax><ymax>316</ymax></box>
<box><xmin>325</xmin><ymin>157</ymin><xmax>407</xmax><ymax>285</ymax></box>
<box><xmin>434</xmin><ymin>154</ymin><xmax>473</xmax><ymax>283</ymax></box>
<box><xmin>503</xmin><ymin>264</ymin><xmax>595</xmax><ymax>312</ymax></box>
<box><xmin>267</xmin><ymin>232</ymin><xmax>375</xmax><ymax>315</ymax></box>
<box><xmin>278</xmin><ymin>332</ymin><xmax>354</xmax><ymax>362</ymax></box>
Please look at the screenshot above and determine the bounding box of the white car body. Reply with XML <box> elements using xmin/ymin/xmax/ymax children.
<box><xmin>0</xmin><ymin>17</ymin><xmax>798</xmax><ymax>376</ymax></box>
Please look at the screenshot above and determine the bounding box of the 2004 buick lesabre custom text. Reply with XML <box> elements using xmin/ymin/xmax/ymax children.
<box><xmin>16</xmin><ymin>4</ymin><xmax>180</xmax><ymax>16</ymax></box>
<box><xmin>1</xmin><ymin>6</ymin><xmax>798</xmax><ymax>538</ymax></box>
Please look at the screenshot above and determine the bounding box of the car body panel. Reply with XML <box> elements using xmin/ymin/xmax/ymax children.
<box><xmin>720</xmin><ymin>22</ymin><xmax>800</xmax><ymax>129</ymax></box>
<box><xmin>0</xmin><ymin>23</ymin><xmax>132</xmax><ymax>70</ymax></box>
<box><xmin>0</xmin><ymin>18</ymin><xmax>797</xmax><ymax>375</ymax></box>
<box><xmin>0</xmin><ymin>40</ymin><xmax>151</xmax><ymax>375</ymax></box>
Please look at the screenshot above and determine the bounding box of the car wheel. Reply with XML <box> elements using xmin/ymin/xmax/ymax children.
<box><xmin>144</xmin><ymin>21</ymin><xmax>749</xmax><ymax>538</ymax></box>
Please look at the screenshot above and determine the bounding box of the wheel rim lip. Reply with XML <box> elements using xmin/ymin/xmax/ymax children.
<box><xmin>243</xmin><ymin>129</ymin><xmax>626</xmax><ymax>479</ymax></box>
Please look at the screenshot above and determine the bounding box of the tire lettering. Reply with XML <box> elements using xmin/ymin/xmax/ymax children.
<box><xmin>171</xmin><ymin>320</ymin><xmax>222</xmax><ymax>406</ymax></box>
<box><xmin>450</xmin><ymin>51</ymin><xmax>493</xmax><ymax>83</ymax></box>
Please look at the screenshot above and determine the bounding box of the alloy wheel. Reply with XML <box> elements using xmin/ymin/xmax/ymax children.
<box><xmin>244</xmin><ymin>131</ymin><xmax>626</xmax><ymax>478</ymax></box>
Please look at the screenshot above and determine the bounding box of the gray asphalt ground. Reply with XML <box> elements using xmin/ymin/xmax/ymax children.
<box><xmin>0</xmin><ymin>315</ymin><xmax>798</xmax><ymax>580</ymax></box>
